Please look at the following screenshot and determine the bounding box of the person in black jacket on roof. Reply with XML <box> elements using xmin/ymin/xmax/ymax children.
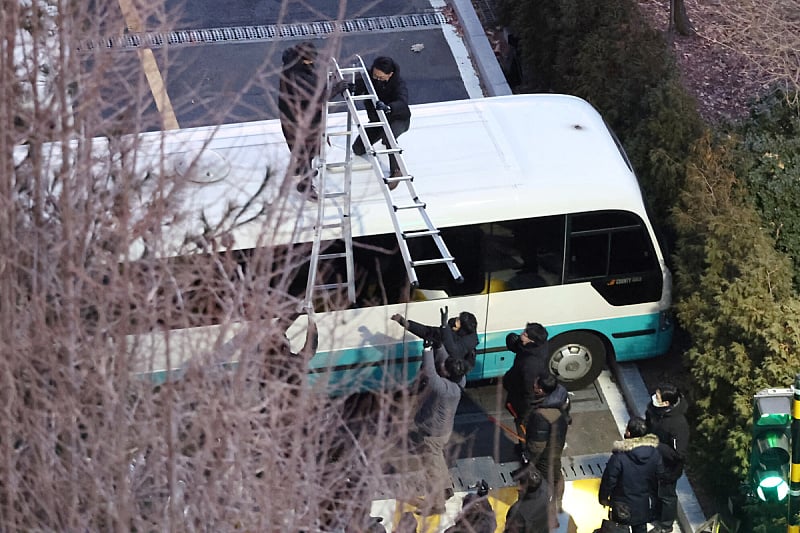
<box><xmin>351</xmin><ymin>56</ymin><xmax>411</xmax><ymax>189</ymax></box>
<box><xmin>599</xmin><ymin>417</ymin><xmax>664</xmax><ymax>533</ymax></box>
<box><xmin>645</xmin><ymin>382</ymin><xmax>690</xmax><ymax>533</ymax></box>
<box><xmin>278</xmin><ymin>41</ymin><xmax>348</xmax><ymax>199</ymax></box>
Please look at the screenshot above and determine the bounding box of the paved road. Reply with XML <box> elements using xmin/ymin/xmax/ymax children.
<box><xmin>367</xmin><ymin>369</ymin><xmax>631</xmax><ymax>532</ymax></box>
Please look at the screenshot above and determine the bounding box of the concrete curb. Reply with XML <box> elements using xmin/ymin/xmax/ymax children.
<box><xmin>449</xmin><ymin>0</ymin><xmax>512</xmax><ymax>97</ymax></box>
<box><xmin>616</xmin><ymin>362</ymin><xmax>706</xmax><ymax>533</ymax></box>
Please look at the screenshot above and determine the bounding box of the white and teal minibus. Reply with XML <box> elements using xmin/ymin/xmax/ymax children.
<box><xmin>109</xmin><ymin>93</ymin><xmax>673</xmax><ymax>392</ymax></box>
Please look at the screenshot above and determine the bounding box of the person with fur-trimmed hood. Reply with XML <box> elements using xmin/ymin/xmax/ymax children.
<box><xmin>599</xmin><ymin>417</ymin><xmax>664</xmax><ymax>533</ymax></box>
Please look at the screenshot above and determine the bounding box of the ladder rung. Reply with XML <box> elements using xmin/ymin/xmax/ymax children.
<box><xmin>402</xmin><ymin>229</ymin><xmax>440</xmax><ymax>238</ymax></box>
<box><xmin>373</xmin><ymin>148</ymin><xmax>402</xmax><ymax>155</ymax></box>
<box><xmin>351</xmin><ymin>95</ymin><xmax>373</xmax><ymax>101</ymax></box>
<box><xmin>326</xmin><ymin>130</ymin><xmax>353</xmax><ymax>137</ymax></box>
<box><xmin>315</xmin><ymin>282</ymin><xmax>349</xmax><ymax>291</ymax></box>
<box><xmin>318</xmin><ymin>221</ymin><xmax>344</xmax><ymax>230</ymax></box>
<box><xmin>338</xmin><ymin>67</ymin><xmax>363</xmax><ymax>74</ymax></box>
<box><xmin>364</xmin><ymin>121</ymin><xmax>385</xmax><ymax>128</ymax></box>
<box><xmin>321</xmin><ymin>191</ymin><xmax>347</xmax><ymax>199</ymax></box>
<box><xmin>393</xmin><ymin>202</ymin><xmax>426</xmax><ymax>211</ymax></box>
<box><xmin>327</xmin><ymin>100</ymin><xmax>349</xmax><ymax>107</ymax></box>
<box><xmin>411</xmin><ymin>257</ymin><xmax>455</xmax><ymax>267</ymax></box>
<box><xmin>319</xmin><ymin>252</ymin><xmax>347</xmax><ymax>260</ymax></box>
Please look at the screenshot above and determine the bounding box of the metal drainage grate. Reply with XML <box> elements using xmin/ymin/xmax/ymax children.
<box><xmin>78</xmin><ymin>13</ymin><xmax>447</xmax><ymax>52</ymax></box>
<box><xmin>561</xmin><ymin>453</ymin><xmax>610</xmax><ymax>482</ymax></box>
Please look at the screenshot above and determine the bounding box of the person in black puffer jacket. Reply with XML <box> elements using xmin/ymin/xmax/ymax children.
<box><xmin>645</xmin><ymin>382</ymin><xmax>690</xmax><ymax>533</ymax></box>
<box><xmin>351</xmin><ymin>56</ymin><xmax>411</xmax><ymax>187</ymax></box>
<box><xmin>599</xmin><ymin>417</ymin><xmax>664</xmax><ymax>533</ymax></box>
<box><xmin>278</xmin><ymin>41</ymin><xmax>348</xmax><ymax>198</ymax></box>
<box><xmin>391</xmin><ymin>307</ymin><xmax>479</xmax><ymax>386</ymax></box>
<box><xmin>502</xmin><ymin>322</ymin><xmax>550</xmax><ymax>440</ymax></box>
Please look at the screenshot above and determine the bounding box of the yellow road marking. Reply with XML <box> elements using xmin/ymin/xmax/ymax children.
<box><xmin>117</xmin><ymin>0</ymin><xmax>180</xmax><ymax>130</ymax></box>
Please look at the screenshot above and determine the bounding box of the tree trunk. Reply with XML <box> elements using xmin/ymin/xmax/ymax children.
<box><xmin>669</xmin><ymin>0</ymin><xmax>696</xmax><ymax>36</ymax></box>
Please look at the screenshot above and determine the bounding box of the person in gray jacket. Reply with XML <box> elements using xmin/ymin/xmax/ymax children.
<box><xmin>407</xmin><ymin>346</ymin><xmax>466</xmax><ymax>515</ymax></box>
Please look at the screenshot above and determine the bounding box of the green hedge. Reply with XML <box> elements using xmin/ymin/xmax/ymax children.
<box><xmin>732</xmin><ymin>89</ymin><xmax>800</xmax><ymax>289</ymax></box>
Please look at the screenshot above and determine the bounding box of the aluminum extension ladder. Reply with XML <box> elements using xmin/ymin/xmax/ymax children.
<box><xmin>303</xmin><ymin>55</ymin><xmax>464</xmax><ymax>310</ymax></box>
<box><xmin>330</xmin><ymin>55</ymin><xmax>462</xmax><ymax>287</ymax></box>
<box><xmin>301</xmin><ymin>72</ymin><xmax>356</xmax><ymax>310</ymax></box>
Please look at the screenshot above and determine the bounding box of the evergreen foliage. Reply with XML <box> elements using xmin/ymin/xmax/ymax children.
<box><xmin>731</xmin><ymin>89</ymin><xmax>800</xmax><ymax>288</ymax></box>
<box><xmin>671</xmin><ymin>133</ymin><xmax>800</xmax><ymax>498</ymax></box>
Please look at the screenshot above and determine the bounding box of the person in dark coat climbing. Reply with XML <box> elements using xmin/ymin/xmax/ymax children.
<box><xmin>351</xmin><ymin>56</ymin><xmax>411</xmax><ymax>189</ymax></box>
<box><xmin>599</xmin><ymin>417</ymin><xmax>664</xmax><ymax>533</ymax></box>
<box><xmin>278</xmin><ymin>41</ymin><xmax>348</xmax><ymax>199</ymax></box>
<box><xmin>645</xmin><ymin>382</ymin><xmax>690</xmax><ymax>533</ymax></box>
<box><xmin>502</xmin><ymin>322</ymin><xmax>550</xmax><ymax>441</ymax></box>
<box><xmin>503</xmin><ymin>465</ymin><xmax>550</xmax><ymax>533</ymax></box>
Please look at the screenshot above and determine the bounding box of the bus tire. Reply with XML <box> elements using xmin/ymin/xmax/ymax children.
<box><xmin>547</xmin><ymin>331</ymin><xmax>606</xmax><ymax>391</ymax></box>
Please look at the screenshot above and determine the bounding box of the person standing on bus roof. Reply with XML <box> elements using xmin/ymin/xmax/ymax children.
<box><xmin>351</xmin><ymin>56</ymin><xmax>410</xmax><ymax>190</ymax></box>
<box><xmin>502</xmin><ymin>322</ymin><xmax>550</xmax><ymax>447</ymax></box>
<box><xmin>278</xmin><ymin>41</ymin><xmax>348</xmax><ymax>200</ymax></box>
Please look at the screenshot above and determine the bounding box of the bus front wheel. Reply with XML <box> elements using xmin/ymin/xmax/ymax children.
<box><xmin>547</xmin><ymin>332</ymin><xmax>606</xmax><ymax>391</ymax></box>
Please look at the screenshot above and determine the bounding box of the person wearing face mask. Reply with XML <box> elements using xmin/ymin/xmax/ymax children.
<box><xmin>645</xmin><ymin>382</ymin><xmax>690</xmax><ymax>533</ymax></box>
<box><xmin>351</xmin><ymin>56</ymin><xmax>411</xmax><ymax>189</ymax></box>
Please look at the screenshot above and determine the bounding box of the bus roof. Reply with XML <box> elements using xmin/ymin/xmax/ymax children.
<box><xmin>23</xmin><ymin>94</ymin><xmax>649</xmax><ymax>257</ymax></box>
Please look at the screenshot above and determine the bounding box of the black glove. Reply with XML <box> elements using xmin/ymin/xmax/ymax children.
<box><xmin>375</xmin><ymin>100</ymin><xmax>391</xmax><ymax>114</ymax></box>
<box><xmin>331</xmin><ymin>80</ymin><xmax>349</xmax><ymax>96</ymax></box>
<box><xmin>440</xmin><ymin>306</ymin><xmax>449</xmax><ymax>327</ymax></box>
<box><xmin>347</xmin><ymin>82</ymin><xmax>356</xmax><ymax>93</ymax></box>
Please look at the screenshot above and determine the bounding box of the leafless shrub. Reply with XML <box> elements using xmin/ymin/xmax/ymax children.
<box><xmin>1</xmin><ymin>1</ymin><xmax>424</xmax><ymax>531</ymax></box>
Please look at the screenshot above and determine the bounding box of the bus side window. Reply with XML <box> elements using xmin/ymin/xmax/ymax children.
<box><xmin>351</xmin><ymin>234</ymin><xmax>409</xmax><ymax>307</ymax></box>
<box><xmin>566</xmin><ymin>211</ymin><xmax>659</xmax><ymax>282</ymax></box>
<box><xmin>413</xmin><ymin>225</ymin><xmax>486</xmax><ymax>297</ymax></box>
<box><xmin>491</xmin><ymin>215</ymin><xmax>565</xmax><ymax>289</ymax></box>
